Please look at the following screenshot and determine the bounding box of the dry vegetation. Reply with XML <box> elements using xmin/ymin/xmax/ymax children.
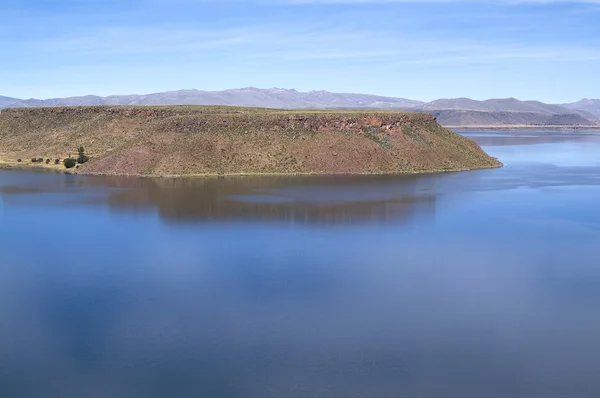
<box><xmin>0</xmin><ymin>106</ymin><xmax>501</xmax><ymax>176</ymax></box>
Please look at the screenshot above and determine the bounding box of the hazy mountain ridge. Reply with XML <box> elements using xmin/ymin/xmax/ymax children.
<box><xmin>2</xmin><ymin>88</ymin><xmax>423</xmax><ymax>110</ymax></box>
<box><xmin>418</xmin><ymin>97</ymin><xmax>600</xmax><ymax>126</ymax></box>
<box><xmin>0</xmin><ymin>96</ymin><xmax>20</xmax><ymax>108</ymax></box>
<box><xmin>419</xmin><ymin>97</ymin><xmax>570</xmax><ymax>115</ymax></box>
<box><xmin>562</xmin><ymin>99</ymin><xmax>600</xmax><ymax>118</ymax></box>
<box><xmin>1</xmin><ymin>88</ymin><xmax>598</xmax><ymax>127</ymax></box>
<box><xmin>429</xmin><ymin>110</ymin><xmax>594</xmax><ymax>127</ymax></box>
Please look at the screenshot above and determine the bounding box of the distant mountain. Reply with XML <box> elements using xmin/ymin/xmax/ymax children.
<box><xmin>428</xmin><ymin>110</ymin><xmax>594</xmax><ymax>127</ymax></box>
<box><xmin>0</xmin><ymin>96</ymin><xmax>19</xmax><ymax>108</ymax></box>
<box><xmin>562</xmin><ymin>99</ymin><xmax>600</xmax><ymax>118</ymax></box>
<box><xmin>3</xmin><ymin>88</ymin><xmax>423</xmax><ymax>110</ymax></box>
<box><xmin>417</xmin><ymin>97</ymin><xmax>599</xmax><ymax>127</ymax></box>
<box><xmin>419</xmin><ymin>97</ymin><xmax>570</xmax><ymax>115</ymax></box>
<box><xmin>1</xmin><ymin>89</ymin><xmax>598</xmax><ymax>127</ymax></box>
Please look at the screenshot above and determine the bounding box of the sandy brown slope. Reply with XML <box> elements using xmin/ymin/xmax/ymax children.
<box><xmin>0</xmin><ymin>106</ymin><xmax>500</xmax><ymax>176</ymax></box>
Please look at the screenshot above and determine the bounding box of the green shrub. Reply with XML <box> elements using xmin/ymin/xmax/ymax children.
<box><xmin>64</xmin><ymin>158</ymin><xmax>77</xmax><ymax>168</ymax></box>
<box><xmin>77</xmin><ymin>146</ymin><xmax>89</xmax><ymax>164</ymax></box>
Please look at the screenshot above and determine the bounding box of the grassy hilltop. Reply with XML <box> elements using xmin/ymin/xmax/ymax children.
<box><xmin>0</xmin><ymin>106</ymin><xmax>501</xmax><ymax>176</ymax></box>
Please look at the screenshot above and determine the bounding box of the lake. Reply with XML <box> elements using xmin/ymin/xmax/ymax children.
<box><xmin>1</xmin><ymin>129</ymin><xmax>600</xmax><ymax>397</ymax></box>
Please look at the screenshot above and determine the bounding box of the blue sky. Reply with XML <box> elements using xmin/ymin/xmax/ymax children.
<box><xmin>1</xmin><ymin>0</ymin><xmax>599</xmax><ymax>102</ymax></box>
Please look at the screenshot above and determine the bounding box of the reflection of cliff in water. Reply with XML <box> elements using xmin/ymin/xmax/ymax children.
<box><xmin>94</xmin><ymin>175</ymin><xmax>438</xmax><ymax>225</ymax></box>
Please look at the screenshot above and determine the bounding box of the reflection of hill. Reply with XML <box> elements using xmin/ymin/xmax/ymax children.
<box><xmin>93</xmin><ymin>175</ymin><xmax>438</xmax><ymax>225</ymax></box>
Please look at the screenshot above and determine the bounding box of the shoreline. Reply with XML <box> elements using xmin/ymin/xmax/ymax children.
<box><xmin>0</xmin><ymin>159</ymin><xmax>67</xmax><ymax>173</ymax></box>
<box><xmin>0</xmin><ymin>160</ymin><xmax>503</xmax><ymax>178</ymax></box>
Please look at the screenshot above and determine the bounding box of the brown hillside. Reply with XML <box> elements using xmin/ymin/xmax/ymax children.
<box><xmin>0</xmin><ymin>106</ymin><xmax>501</xmax><ymax>176</ymax></box>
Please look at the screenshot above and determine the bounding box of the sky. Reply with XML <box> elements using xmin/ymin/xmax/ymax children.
<box><xmin>1</xmin><ymin>0</ymin><xmax>599</xmax><ymax>103</ymax></box>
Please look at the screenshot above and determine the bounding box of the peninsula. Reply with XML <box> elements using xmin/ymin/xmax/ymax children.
<box><xmin>0</xmin><ymin>106</ymin><xmax>501</xmax><ymax>176</ymax></box>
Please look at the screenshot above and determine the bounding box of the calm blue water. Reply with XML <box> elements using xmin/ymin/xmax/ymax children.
<box><xmin>1</xmin><ymin>130</ymin><xmax>600</xmax><ymax>397</ymax></box>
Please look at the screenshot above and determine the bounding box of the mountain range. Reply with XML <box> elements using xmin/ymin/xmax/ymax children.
<box><xmin>562</xmin><ymin>99</ymin><xmax>600</xmax><ymax>118</ymax></box>
<box><xmin>1</xmin><ymin>88</ymin><xmax>598</xmax><ymax>127</ymax></box>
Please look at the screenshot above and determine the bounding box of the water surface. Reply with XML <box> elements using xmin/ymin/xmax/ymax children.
<box><xmin>1</xmin><ymin>130</ymin><xmax>600</xmax><ymax>397</ymax></box>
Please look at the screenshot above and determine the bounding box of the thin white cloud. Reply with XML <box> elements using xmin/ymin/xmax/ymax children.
<box><xmin>21</xmin><ymin>19</ymin><xmax>599</xmax><ymax>64</ymax></box>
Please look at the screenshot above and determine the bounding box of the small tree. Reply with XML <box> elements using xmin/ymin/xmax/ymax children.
<box><xmin>77</xmin><ymin>146</ymin><xmax>89</xmax><ymax>164</ymax></box>
<box><xmin>64</xmin><ymin>158</ymin><xmax>77</xmax><ymax>169</ymax></box>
